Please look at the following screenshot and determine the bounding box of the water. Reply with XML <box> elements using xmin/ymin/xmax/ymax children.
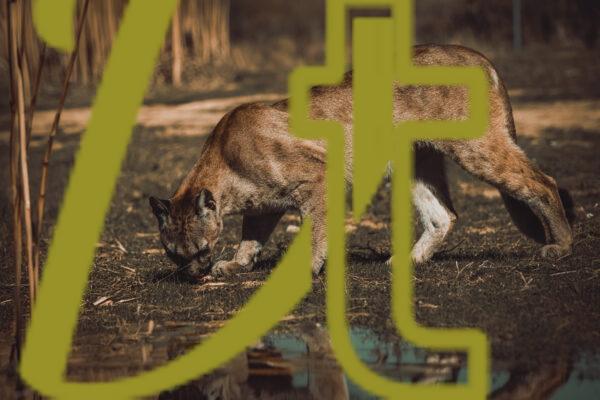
<box><xmin>159</xmin><ymin>325</ymin><xmax>600</xmax><ymax>399</ymax></box>
<box><xmin>2</xmin><ymin>323</ymin><xmax>597</xmax><ymax>398</ymax></box>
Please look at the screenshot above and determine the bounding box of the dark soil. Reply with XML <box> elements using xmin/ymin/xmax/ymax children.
<box><xmin>1</xmin><ymin>47</ymin><xmax>599</xmax><ymax>398</ymax></box>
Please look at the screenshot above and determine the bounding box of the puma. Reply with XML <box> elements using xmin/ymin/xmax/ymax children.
<box><xmin>149</xmin><ymin>45</ymin><xmax>574</xmax><ymax>277</ymax></box>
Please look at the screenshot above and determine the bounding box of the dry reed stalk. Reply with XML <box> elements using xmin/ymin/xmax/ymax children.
<box><xmin>172</xmin><ymin>3</ymin><xmax>183</xmax><ymax>86</ymax></box>
<box><xmin>86</xmin><ymin>2</ymin><xmax>98</xmax><ymax>80</ymax></box>
<box><xmin>6</xmin><ymin>0</ymin><xmax>23</xmax><ymax>363</ymax></box>
<box><xmin>76</xmin><ymin>2</ymin><xmax>89</xmax><ymax>85</ymax></box>
<box><xmin>21</xmin><ymin>0</ymin><xmax>39</xmax><ymax>71</ymax></box>
<box><xmin>17</xmin><ymin>0</ymin><xmax>32</xmax><ymax>101</ymax></box>
<box><xmin>19</xmin><ymin>0</ymin><xmax>48</xmax><ymax>296</ymax></box>
<box><xmin>199</xmin><ymin>0</ymin><xmax>210</xmax><ymax>60</ymax></box>
<box><xmin>220</xmin><ymin>0</ymin><xmax>231</xmax><ymax>57</ymax></box>
<box><xmin>25</xmin><ymin>43</ymin><xmax>46</xmax><ymax>147</ymax></box>
<box><xmin>33</xmin><ymin>0</ymin><xmax>90</xmax><ymax>278</ymax></box>
<box><xmin>89</xmin><ymin>1</ymin><xmax>103</xmax><ymax>81</ymax></box>
<box><xmin>28</xmin><ymin>43</ymin><xmax>46</xmax><ymax>273</ymax></box>
<box><xmin>10</xmin><ymin>0</ymin><xmax>36</xmax><ymax>308</ymax></box>
<box><xmin>105</xmin><ymin>0</ymin><xmax>117</xmax><ymax>44</ymax></box>
<box><xmin>209</xmin><ymin>0</ymin><xmax>219</xmax><ymax>58</ymax></box>
<box><xmin>179</xmin><ymin>0</ymin><xmax>230</xmax><ymax>64</ymax></box>
<box><xmin>185</xmin><ymin>0</ymin><xmax>201</xmax><ymax>56</ymax></box>
<box><xmin>0</xmin><ymin>7</ymin><xmax>7</xmax><ymax>61</ymax></box>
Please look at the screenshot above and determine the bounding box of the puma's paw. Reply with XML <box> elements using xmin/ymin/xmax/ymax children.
<box><xmin>312</xmin><ymin>260</ymin><xmax>326</xmax><ymax>278</ymax></box>
<box><xmin>210</xmin><ymin>260</ymin><xmax>243</xmax><ymax>277</ymax></box>
<box><xmin>386</xmin><ymin>254</ymin><xmax>429</xmax><ymax>266</ymax></box>
<box><xmin>540</xmin><ymin>244</ymin><xmax>572</xmax><ymax>260</ymax></box>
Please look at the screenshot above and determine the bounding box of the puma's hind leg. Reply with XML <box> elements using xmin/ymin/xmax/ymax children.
<box><xmin>437</xmin><ymin>137</ymin><xmax>573</xmax><ymax>259</ymax></box>
<box><xmin>387</xmin><ymin>147</ymin><xmax>457</xmax><ymax>266</ymax></box>
<box><xmin>411</xmin><ymin>147</ymin><xmax>457</xmax><ymax>264</ymax></box>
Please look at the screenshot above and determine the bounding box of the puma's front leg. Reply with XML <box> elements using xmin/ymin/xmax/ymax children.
<box><xmin>211</xmin><ymin>240</ymin><xmax>261</xmax><ymax>276</ymax></box>
<box><xmin>387</xmin><ymin>148</ymin><xmax>457</xmax><ymax>266</ymax></box>
<box><xmin>304</xmin><ymin>193</ymin><xmax>327</xmax><ymax>277</ymax></box>
<box><xmin>311</xmin><ymin>217</ymin><xmax>328</xmax><ymax>277</ymax></box>
<box><xmin>211</xmin><ymin>213</ymin><xmax>283</xmax><ymax>276</ymax></box>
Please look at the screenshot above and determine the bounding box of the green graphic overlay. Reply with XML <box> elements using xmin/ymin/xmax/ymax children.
<box><xmin>21</xmin><ymin>0</ymin><xmax>490</xmax><ymax>398</ymax></box>
<box><xmin>290</xmin><ymin>1</ymin><xmax>489</xmax><ymax>398</ymax></box>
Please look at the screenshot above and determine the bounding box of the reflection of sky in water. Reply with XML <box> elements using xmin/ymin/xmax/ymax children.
<box><xmin>551</xmin><ymin>354</ymin><xmax>600</xmax><ymax>400</ymax></box>
<box><xmin>267</xmin><ymin>327</ymin><xmax>600</xmax><ymax>399</ymax></box>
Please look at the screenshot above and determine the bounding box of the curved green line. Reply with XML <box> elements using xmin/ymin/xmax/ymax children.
<box><xmin>290</xmin><ymin>0</ymin><xmax>490</xmax><ymax>398</ymax></box>
<box><xmin>33</xmin><ymin>0</ymin><xmax>77</xmax><ymax>51</ymax></box>
<box><xmin>22</xmin><ymin>1</ymin><xmax>312</xmax><ymax>398</ymax></box>
<box><xmin>22</xmin><ymin>0</ymin><xmax>490</xmax><ymax>398</ymax></box>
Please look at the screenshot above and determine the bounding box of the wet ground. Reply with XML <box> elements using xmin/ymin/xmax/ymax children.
<box><xmin>1</xmin><ymin>47</ymin><xmax>600</xmax><ymax>398</ymax></box>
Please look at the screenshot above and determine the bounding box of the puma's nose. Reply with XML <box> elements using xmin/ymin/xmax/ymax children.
<box><xmin>188</xmin><ymin>252</ymin><xmax>211</xmax><ymax>276</ymax></box>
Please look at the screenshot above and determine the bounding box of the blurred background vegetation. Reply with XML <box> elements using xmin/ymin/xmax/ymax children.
<box><xmin>1</xmin><ymin>0</ymin><xmax>599</xmax><ymax>95</ymax></box>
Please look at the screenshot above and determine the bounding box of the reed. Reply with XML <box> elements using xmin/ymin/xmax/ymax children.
<box><xmin>6</xmin><ymin>0</ymin><xmax>23</xmax><ymax>364</ymax></box>
<box><xmin>0</xmin><ymin>0</ymin><xmax>232</xmax><ymax>86</ymax></box>
<box><xmin>24</xmin><ymin>44</ymin><xmax>45</xmax><ymax>147</ymax></box>
<box><xmin>10</xmin><ymin>0</ymin><xmax>36</xmax><ymax>310</ymax></box>
<box><xmin>172</xmin><ymin>3</ymin><xmax>183</xmax><ymax>86</ymax></box>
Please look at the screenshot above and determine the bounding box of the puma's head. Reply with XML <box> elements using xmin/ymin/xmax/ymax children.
<box><xmin>149</xmin><ymin>189</ymin><xmax>222</xmax><ymax>274</ymax></box>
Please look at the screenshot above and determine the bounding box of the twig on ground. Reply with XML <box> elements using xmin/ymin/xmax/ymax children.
<box><xmin>550</xmin><ymin>270</ymin><xmax>578</xmax><ymax>277</ymax></box>
<box><xmin>114</xmin><ymin>239</ymin><xmax>128</xmax><ymax>254</ymax></box>
<box><xmin>517</xmin><ymin>271</ymin><xmax>532</xmax><ymax>289</ymax></box>
<box><xmin>455</xmin><ymin>261</ymin><xmax>473</xmax><ymax>279</ymax></box>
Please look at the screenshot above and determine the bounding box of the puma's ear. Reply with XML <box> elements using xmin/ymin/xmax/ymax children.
<box><xmin>196</xmin><ymin>189</ymin><xmax>216</xmax><ymax>215</ymax></box>
<box><xmin>149</xmin><ymin>196</ymin><xmax>170</xmax><ymax>224</ymax></box>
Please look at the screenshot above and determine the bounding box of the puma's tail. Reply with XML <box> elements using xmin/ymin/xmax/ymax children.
<box><xmin>501</xmin><ymin>188</ymin><xmax>575</xmax><ymax>244</ymax></box>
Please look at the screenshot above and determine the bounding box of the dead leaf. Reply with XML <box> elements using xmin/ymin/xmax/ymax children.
<box><xmin>194</xmin><ymin>282</ymin><xmax>229</xmax><ymax>292</ymax></box>
<box><xmin>466</xmin><ymin>226</ymin><xmax>496</xmax><ymax>235</ymax></box>
<box><xmin>241</xmin><ymin>281</ymin><xmax>262</xmax><ymax>289</ymax></box>
<box><xmin>135</xmin><ymin>232</ymin><xmax>158</xmax><ymax>238</ymax></box>
<box><xmin>116</xmin><ymin>297</ymin><xmax>137</xmax><ymax>304</ymax></box>
<box><xmin>143</xmin><ymin>248</ymin><xmax>162</xmax><ymax>255</ymax></box>
<box><xmin>114</xmin><ymin>239</ymin><xmax>128</xmax><ymax>254</ymax></box>
<box><xmin>93</xmin><ymin>296</ymin><xmax>111</xmax><ymax>306</ymax></box>
<box><xmin>359</xmin><ymin>219</ymin><xmax>386</xmax><ymax>230</ymax></box>
<box><xmin>417</xmin><ymin>300</ymin><xmax>439</xmax><ymax>309</ymax></box>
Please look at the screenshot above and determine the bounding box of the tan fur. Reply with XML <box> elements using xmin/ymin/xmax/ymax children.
<box><xmin>150</xmin><ymin>45</ymin><xmax>573</xmax><ymax>276</ymax></box>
